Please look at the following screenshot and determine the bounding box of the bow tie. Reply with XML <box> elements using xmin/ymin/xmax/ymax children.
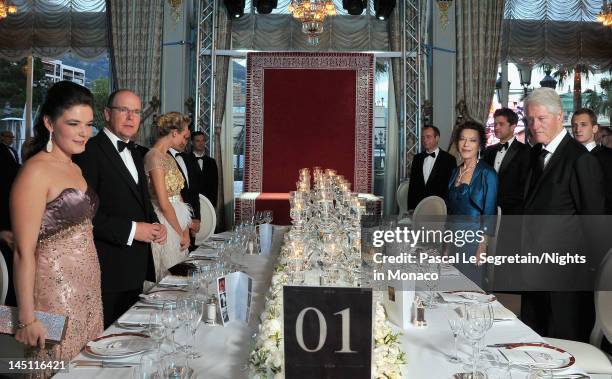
<box><xmin>498</xmin><ymin>142</ymin><xmax>509</xmax><ymax>152</ymax></box>
<box><xmin>195</xmin><ymin>156</ymin><xmax>204</xmax><ymax>161</ymax></box>
<box><xmin>425</xmin><ymin>151</ymin><xmax>436</xmax><ymax>158</ymax></box>
<box><xmin>117</xmin><ymin>140</ymin><xmax>135</xmax><ymax>152</ymax></box>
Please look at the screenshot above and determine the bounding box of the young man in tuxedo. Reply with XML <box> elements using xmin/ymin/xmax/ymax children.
<box><xmin>572</xmin><ymin>108</ymin><xmax>612</xmax><ymax>213</ymax></box>
<box><xmin>521</xmin><ymin>88</ymin><xmax>606</xmax><ymax>342</ymax></box>
<box><xmin>75</xmin><ymin>89</ymin><xmax>167</xmax><ymax>328</ymax></box>
<box><xmin>483</xmin><ymin>108</ymin><xmax>530</xmax><ymax>215</ymax></box>
<box><xmin>168</xmin><ymin>129</ymin><xmax>201</xmax><ymax>247</ymax></box>
<box><xmin>190</xmin><ymin>131</ymin><xmax>218</xmax><ymax>209</ymax></box>
<box><xmin>407</xmin><ymin>126</ymin><xmax>456</xmax><ymax>210</ymax></box>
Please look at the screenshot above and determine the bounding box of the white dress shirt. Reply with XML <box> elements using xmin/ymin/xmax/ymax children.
<box><xmin>103</xmin><ymin>128</ymin><xmax>138</xmax><ymax>245</ymax></box>
<box><xmin>169</xmin><ymin>148</ymin><xmax>189</xmax><ymax>187</ymax></box>
<box><xmin>193</xmin><ymin>151</ymin><xmax>205</xmax><ymax>171</ymax></box>
<box><xmin>584</xmin><ymin>141</ymin><xmax>597</xmax><ymax>152</ymax></box>
<box><xmin>423</xmin><ymin>147</ymin><xmax>439</xmax><ymax>184</ymax></box>
<box><xmin>542</xmin><ymin>128</ymin><xmax>567</xmax><ymax>167</ymax></box>
<box><xmin>494</xmin><ymin>136</ymin><xmax>515</xmax><ymax>172</ymax></box>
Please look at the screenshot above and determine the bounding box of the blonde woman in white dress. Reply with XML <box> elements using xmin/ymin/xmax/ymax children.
<box><xmin>144</xmin><ymin>112</ymin><xmax>192</xmax><ymax>280</ymax></box>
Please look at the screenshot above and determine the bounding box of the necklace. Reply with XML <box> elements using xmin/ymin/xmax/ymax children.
<box><xmin>456</xmin><ymin>160</ymin><xmax>477</xmax><ymax>184</ymax></box>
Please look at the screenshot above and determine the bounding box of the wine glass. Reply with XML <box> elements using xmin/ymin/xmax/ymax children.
<box><xmin>446</xmin><ymin>306</ymin><xmax>462</xmax><ymax>364</ymax></box>
<box><xmin>162</xmin><ymin>301</ymin><xmax>181</xmax><ymax>352</ymax></box>
<box><xmin>147</xmin><ymin>311</ymin><xmax>166</xmax><ymax>356</ymax></box>
<box><xmin>461</xmin><ymin>303</ymin><xmax>489</xmax><ymax>379</ymax></box>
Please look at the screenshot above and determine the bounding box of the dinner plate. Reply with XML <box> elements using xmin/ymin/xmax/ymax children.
<box><xmin>85</xmin><ymin>333</ymin><xmax>154</xmax><ymax>358</ymax></box>
<box><xmin>499</xmin><ymin>342</ymin><xmax>575</xmax><ymax>370</ymax></box>
<box><xmin>139</xmin><ymin>289</ymin><xmax>186</xmax><ymax>305</ymax></box>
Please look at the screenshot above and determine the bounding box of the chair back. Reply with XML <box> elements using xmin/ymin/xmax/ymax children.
<box><xmin>195</xmin><ymin>194</ymin><xmax>216</xmax><ymax>245</ymax></box>
<box><xmin>396</xmin><ymin>180</ymin><xmax>410</xmax><ymax>216</ymax></box>
<box><xmin>413</xmin><ymin>196</ymin><xmax>447</xmax><ymax>220</ymax></box>
<box><xmin>594</xmin><ymin>248</ymin><xmax>612</xmax><ymax>344</ymax></box>
<box><xmin>0</xmin><ymin>248</ymin><xmax>8</xmax><ymax>305</ymax></box>
<box><xmin>412</xmin><ymin>196</ymin><xmax>447</xmax><ymax>237</ymax></box>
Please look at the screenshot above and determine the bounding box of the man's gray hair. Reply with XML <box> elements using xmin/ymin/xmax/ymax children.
<box><xmin>524</xmin><ymin>87</ymin><xmax>563</xmax><ymax>116</ymax></box>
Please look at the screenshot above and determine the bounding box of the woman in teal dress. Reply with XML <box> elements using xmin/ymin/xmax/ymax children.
<box><xmin>447</xmin><ymin>121</ymin><xmax>498</xmax><ymax>289</ymax></box>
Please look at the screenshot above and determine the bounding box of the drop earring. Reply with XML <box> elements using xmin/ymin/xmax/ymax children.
<box><xmin>46</xmin><ymin>131</ymin><xmax>53</xmax><ymax>153</ymax></box>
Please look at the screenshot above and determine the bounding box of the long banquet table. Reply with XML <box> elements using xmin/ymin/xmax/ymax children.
<box><xmin>55</xmin><ymin>226</ymin><xmax>607</xmax><ymax>379</ymax></box>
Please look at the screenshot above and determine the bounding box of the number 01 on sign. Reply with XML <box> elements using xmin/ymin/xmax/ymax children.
<box><xmin>283</xmin><ymin>286</ymin><xmax>373</xmax><ymax>379</ymax></box>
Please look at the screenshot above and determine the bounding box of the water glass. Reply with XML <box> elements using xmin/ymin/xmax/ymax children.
<box><xmin>161</xmin><ymin>352</ymin><xmax>190</xmax><ymax>379</ymax></box>
<box><xmin>461</xmin><ymin>303</ymin><xmax>490</xmax><ymax>379</ymax></box>
<box><xmin>446</xmin><ymin>307</ymin><xmax>462</xmax><ymax>364</ymax></box>
<box><xmin>133</xmin><ymin>352</ymin><xmax>161</xmax><ymax>379</ymax></box>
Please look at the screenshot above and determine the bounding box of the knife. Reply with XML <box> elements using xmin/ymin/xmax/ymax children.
<box><xmin>72</xmin><ymin>360</ymin><xmax>139</xmax><ymax>368</ymax></box>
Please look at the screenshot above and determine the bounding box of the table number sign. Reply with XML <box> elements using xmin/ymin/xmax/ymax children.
<box><xmin>283</xmin><ymin>286</ymin><xmax>372</xmax><ymax>379</ymax></box>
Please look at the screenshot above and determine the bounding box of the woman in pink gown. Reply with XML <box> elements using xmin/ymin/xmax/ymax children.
<box><xmin>11</xmin><ymin>81</ymin><xmax>103</xmax><ymax>378</ymax></box>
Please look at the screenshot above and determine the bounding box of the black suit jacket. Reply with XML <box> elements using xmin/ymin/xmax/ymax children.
<box><xmin>591</xmin><ymin>145</ymin><xmax>612</xmax><ymax>213</ymax></box>
<box><xmin>0</xmin><ymin>144</ymin><xmax>20</xmax><ymax>230</ymax></box>
<box><xmin>169</xmin><ymin>152</ymin><xmax>201</xmax><ymax>220</ymax></box>
<box><xmin>522</xmin><ymin>134</ymin><xmax>606</xmax><ymax>290</ymax></box>
<box><xmin>483</xmin><ymin>140</ymin><xmax>530</xmax><ymax>215</ymax></box>
<box><xmin>408</xmin><ymin>149</ymin><xmax>456</xmax><ymax>210</ymax></box>
<box><xmin>191</xmin><ymin>153</ymin><xmax>218</xmax><ymax>208</ymax></box>
<box><xmin>74</xmin><ymin>132</ymin><xmax>158</xmax><ymax>293</ymax></box>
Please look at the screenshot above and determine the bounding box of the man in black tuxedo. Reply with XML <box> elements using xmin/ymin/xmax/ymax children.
<box><xmin>483</xmin><ymin>108</ymin><xmax>530</xmax><ymax>215</ymax></box>
<box><xmin>75</xmin><ymin>89</ymin><xmax>167</xmax><ymax>328</ymax></box>
<box><xmin>168</xmin><ymin>132</ymin><xmax>201</xmax><ymax>248</ymax></box>
<box><xmin>521</xmin><ymin>88</ymin><xmax>606</xmax><ymax>342</ymax></box>
<box><xmin>407</xmin><ymin>126</ymin><xmax>456</xmax><ymax>210</ymax></box>
<box><xmin>190</xmin><ymin>131</ymin><xmax>218</xmax><ymax>209</ymax></box>
<box><xmin>0</xmin><ymin>138</ymin><xmax>20</xmax><ymax>231</ymax></box>
<box><xmin>571</xmin><ymin>108</ymin><xmax>612</xmax><ymax>213</ymax></box>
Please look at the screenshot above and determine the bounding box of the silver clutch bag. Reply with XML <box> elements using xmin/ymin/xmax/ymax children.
<box><xmin>0</xmin><ymin>305</ymin><xmax>68</xmax><ymax>344</ymax></box>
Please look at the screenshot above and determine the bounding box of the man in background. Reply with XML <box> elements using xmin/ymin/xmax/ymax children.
<box><xmin>407</xmin><ymin>126</ymin><xmax>456</xmax><ymax>210</ymax></box>
<box><xmin>190</xmin><ymin>131</ymin><xmax>218</xmax><ymax>209</ymax></box>
<box><xmin>483</xmin><ymin>108</ymin><xmax>530</xmax><ymax>215</ymax></box>
<box><xmin>571</xmin><ymin>108</ymin><xmax>612</xmax><ymax>213</ymax></box>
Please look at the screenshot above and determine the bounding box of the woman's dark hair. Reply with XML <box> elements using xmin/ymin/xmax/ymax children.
<box><xmin>27</xmin><ymin>81</ymin><xmax>94</xmax><ymax>159</ymax></box>
<box><xmin>454</xmin><ymin>120</ymin><xmax>486</xmax><ymax>154</ymax></box>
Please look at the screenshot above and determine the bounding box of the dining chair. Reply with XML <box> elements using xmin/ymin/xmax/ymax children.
<box><xmin>544</xmin><ymin>248</ymin><xmax>612</xmax><ymax>374</ymax></box>
<box><xmin>0</xmin><ymin>248</ymin><xmax>8</xmax><ymax>305</ymax></box>
<box><xmin>396</xmin><ymin>180</ymin><xmax>410</xmax><ymax>216</ymax></box>
<box><xmin>195</xmin><ymin>194</ymin><xmax>217</xmax><ymax>246</ymax></box>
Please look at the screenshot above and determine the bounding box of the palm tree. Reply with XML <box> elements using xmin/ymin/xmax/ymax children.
<box><xmin>584</xmin><ymin>89</ymin><xmax>603</xmax><ymax>114</ymax></box>
<box><xmin>541</xmin><ymin>64</ymin><xmax>597</xmax><ymax>111</ymax></box>
<box><xmin>600</xmin><ymin>78</ymin><xmax>612</xmax><ymax>125</ymax></box>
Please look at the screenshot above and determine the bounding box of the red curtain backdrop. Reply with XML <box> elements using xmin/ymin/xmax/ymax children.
<box><xmin>261</xmin><ymin>68</ymin><xmax>357</xmax><ymax>192</ymax></box>
<box><xmin>238</xmin><ymin>52</ymin><xmax>374</xmax><ymax>224</ymax></box>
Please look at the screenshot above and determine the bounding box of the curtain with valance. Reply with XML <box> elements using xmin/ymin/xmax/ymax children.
<box><xmin>0</xmin><ymin>0</ymin><xmax>107</xmax><ymax>61</ymax></box>
<box><xmin>501</xmin><ymin>0</ymin><xmax>612</xmax><ymax>68</ymax></box>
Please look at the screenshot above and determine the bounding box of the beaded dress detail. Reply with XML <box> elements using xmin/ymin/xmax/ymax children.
<box><xmin>28</xmin><ymin>187</ymin><xmax>103</xmax><ymax>378</ymax></box>
<box><xmin>144</xmin><ymin>149</ymin><xmax>192</xmax><ymax>281</ymax></box>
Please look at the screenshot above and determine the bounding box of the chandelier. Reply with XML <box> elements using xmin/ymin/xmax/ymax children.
<box><xmin>0</xmin><ymin>0</ymin><xmax>17</xmax><ymax>20</ymax></box>
<box><xmin>288</xmin><ymin>0</ymin><xmax>337</xmax><ymax>46</ymax></box>
<box><xmin>598</xmin><ymin>0</ymin><xmax>612</xmax><ymax>26</ymax></box>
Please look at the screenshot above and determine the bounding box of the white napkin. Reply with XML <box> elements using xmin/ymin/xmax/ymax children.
<box><xmin>190</xmin><ymin>246</ymin><xmax>219</xmax><ymax>258</ymax></box>
<box><xmin>439</xmin><ymin>292</ymin><xmax>484</xmax><ymax>303</ymax></box>
<box><xmin>116</xmin><ymin>309</ymin><xmax>157</xmax><ymax>326</ymax></box>
<box><xmin>209</xmin><ymin>232</ymin><xmax>233</xmax><ymax>241</ymax></box>
<box><xmin>159</xmin><ymin>275</ymin><xmax>188</xmax><ymax>286</ymax></box>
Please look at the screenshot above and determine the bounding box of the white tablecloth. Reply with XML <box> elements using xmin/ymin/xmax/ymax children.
<box><xmin>55</xmin><ymin>228</ymin><xmax>609</xmax><ymax>379</ymax></box>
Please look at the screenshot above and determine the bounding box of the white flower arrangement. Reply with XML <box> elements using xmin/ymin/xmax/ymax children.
<box><xmin>249</xmin><ymin>255</ymin><xmax>406</xmax><ymax>378</ymax></box>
